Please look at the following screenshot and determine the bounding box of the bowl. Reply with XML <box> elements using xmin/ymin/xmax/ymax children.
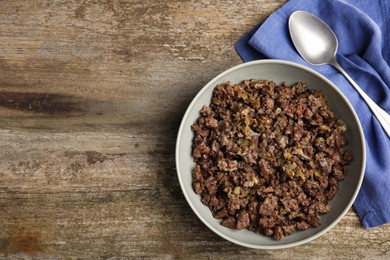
<box><xmin>175</xmin><ymin>60</ymin><xmax>366</xmax><ymax>249</ymax></box>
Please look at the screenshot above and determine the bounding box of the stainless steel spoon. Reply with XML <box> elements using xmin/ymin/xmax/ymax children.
<box><xmin>289</xmin><ymin>10</ymin><xmax>390</xmax><ymax>138</ymax></box>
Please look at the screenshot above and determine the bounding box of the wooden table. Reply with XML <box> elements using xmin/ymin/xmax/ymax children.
<box><xmin>1</xmin><ymin>0</ymin><xmax>389</xmax><ymax>258</ymax></box>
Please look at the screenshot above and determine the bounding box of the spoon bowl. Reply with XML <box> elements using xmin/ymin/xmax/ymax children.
<box><xmin>288</xmin><ymin>11</ymin><xmax>390</xmax><ymax>138</ymax></box>
<box><xmin>289</xmin><ymin>11</ymin><xmax>338</xmax><ymax>66</ymax></box>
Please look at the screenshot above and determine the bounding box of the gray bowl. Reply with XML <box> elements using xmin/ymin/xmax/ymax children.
<box><xmin>175</xmin><ymin>60</ymin><xmax>366</xmax><ymax>249</ymax></box>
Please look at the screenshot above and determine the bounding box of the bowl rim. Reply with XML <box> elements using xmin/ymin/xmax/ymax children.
<box><xmin>175</xmin><ymin>59</ymin><xmax>366</xmax><ymax>249</ymax></box>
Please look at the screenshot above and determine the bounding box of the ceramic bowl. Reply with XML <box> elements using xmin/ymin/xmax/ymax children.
<box><xmin>175</xmin><ymin>60</ymin><xmax>366</xmax><ymax>249</ymax></box>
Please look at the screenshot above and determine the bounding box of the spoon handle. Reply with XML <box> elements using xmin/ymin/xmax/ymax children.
<box><xmin>331</xmin><ymin>60</ymin><xmax>390</xmax><ymax>138</ymax></box>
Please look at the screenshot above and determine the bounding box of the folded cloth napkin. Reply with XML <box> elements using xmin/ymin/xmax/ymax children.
<box><xmin>236</xmin><ymin>0</ymin><xmax>390</xmax><ymax>228</ymax></box>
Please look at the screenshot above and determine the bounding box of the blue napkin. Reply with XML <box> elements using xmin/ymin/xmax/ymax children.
<box><xmin>235</xmin><ymin>0</ymin><xmax>390</xmax><ymax>228</ymax></box>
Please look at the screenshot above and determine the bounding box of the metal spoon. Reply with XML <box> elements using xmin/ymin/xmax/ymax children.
<box><xmin>289</xmin><ymin>10</ymin><xmax>390</xmax><ymax>138</ymax></box>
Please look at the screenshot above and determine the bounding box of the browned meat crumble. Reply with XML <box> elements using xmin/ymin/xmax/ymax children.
<box><xmin>191</xmin><ymin>79</ymin><xmax>352</xmax><ymax>240</ymax></box>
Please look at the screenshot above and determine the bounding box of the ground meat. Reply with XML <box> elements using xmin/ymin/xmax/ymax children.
<box><xmin>191</xmin><ymin>80</ymin><xmax>352</xmax><ymax>240</ymax></box>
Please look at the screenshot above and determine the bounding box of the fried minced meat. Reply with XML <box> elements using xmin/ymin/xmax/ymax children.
<box><xmin>191</xmin><ymin>79</ymin><xmax>352</xmax><ymax>240</ymax></box>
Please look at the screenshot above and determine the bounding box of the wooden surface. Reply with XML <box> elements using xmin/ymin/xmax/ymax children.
<box><xmin>0</xmin><ymin>0</ymin><xmax>389</xmax><ymax>259</ymax></box>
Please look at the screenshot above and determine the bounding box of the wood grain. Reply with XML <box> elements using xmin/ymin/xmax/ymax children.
<box><xmin>0</xmin><ymin>0</ymin><xmax>389</xmax><ymax>258</ymax></box>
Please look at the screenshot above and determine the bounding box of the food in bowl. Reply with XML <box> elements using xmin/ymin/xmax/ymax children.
<box><xmin>191</xmin><ymin>79</ymin><xmax>352</xmax><ymax>240</ymax></box>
